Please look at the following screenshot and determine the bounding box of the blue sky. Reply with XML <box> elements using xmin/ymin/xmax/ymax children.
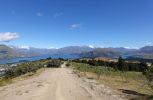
<box><xmin>0</xmin><ymin>0</ymin><xmax>153</xmax><ymax>48</ymax></box>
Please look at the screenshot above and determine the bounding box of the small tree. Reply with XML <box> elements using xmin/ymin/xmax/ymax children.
<box><xmin>139</xmin><ymin>62</ymin><xmax>148</xmax><ymax>72</ymax></box>
<box><xmin>95</xmin><ymin>66</ymin><xmax>103</xmax><ymax>80</ymax></box>
<box><xmin>117</xmin><ymin>57</ymin><xmax>128</xmax><ymax>81</ymax></box>
<box><xmin>143</xmin><ymin>66</ymin><xmax>153</xmax><ymax>90</ymax></box>
<box><xmin>117</xmin><ymin>56</ymin><xmax>127</xmax><ymax>71</ymax></box>
<box><xmin>47</xmin><ymin>60</ymin><xmax>61</xmax><ymax>68</ymax></box>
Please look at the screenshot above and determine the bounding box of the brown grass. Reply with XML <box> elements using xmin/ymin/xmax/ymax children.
<box><xmin>75</xmin><ymin>70</ymin><xmax>153</xmax><ymax>100</ymax></box>
<box><xmin>0</xmin><ymin>68</ymin><xmax>45</xmax><ymax>87</ymax></box>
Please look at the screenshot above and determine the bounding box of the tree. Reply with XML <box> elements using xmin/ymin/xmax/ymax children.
<box><xmin>143</xmin><ymin>66</ymin><xmax>153</xmax><ymax>90</ymax></box>
<box><xmin>117</xmin><ymin>57</ymin><xmax>128</xmax><ymax>81</ymax></box>
<box><xmin>139</xmin><ymin>62</ymin><xmax>148</xmax><ymax>72</ymax></box>
<box><xmin>117</xmin><ymin>56</ymin><xmax>127</xmax><ymax>71</ymax></box>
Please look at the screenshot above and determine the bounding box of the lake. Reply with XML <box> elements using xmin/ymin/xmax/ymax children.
<box><xmin>0</xmin><ymin>54</ymin><xmax>80</xmax><ymax>64</ymax></box>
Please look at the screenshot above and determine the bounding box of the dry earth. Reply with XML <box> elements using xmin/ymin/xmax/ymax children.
<box><xmin>0</xmin><ymin>63</ymin><xmax>126</xmax><ymax>100</ymax></box>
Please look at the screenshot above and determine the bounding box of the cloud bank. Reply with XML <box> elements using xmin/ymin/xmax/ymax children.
<box><xmin>0</xmin><ymin>32</ymin><xmax>20</xmax><ymax>42</ymax></box>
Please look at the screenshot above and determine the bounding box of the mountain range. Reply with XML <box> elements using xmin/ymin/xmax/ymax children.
<box><xmin>80</xmin><ymin>46</ymin><xmax>153</xmax><ymax>59</ymax></box>
<box><xmin>0</xmin><ymin>44</ymin><xmax>153</xmax><ymax>60</ymax></box>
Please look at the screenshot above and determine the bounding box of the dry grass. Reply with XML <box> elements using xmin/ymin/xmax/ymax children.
<box><xmin>79</xmin><ymin>71</ymin><xmax>153</xmax><ymax>100</ymax></box>
<box><xmin>0</xmin><ymin>68</ymin><xmax>45</xmax><ymax>87</ymax></box>
<box><xmin>15</xmin><ymin>68</ymin><xmax>45</xmax><ymax>80</ymax></box>
<box><xmin>71</xmin><ymin>62</ymin><xmax>153</xmax><ymax>100</ymax></box>
<box><xmin>0</xmin><ymin>78</ymin><xmax>12</xmax><ymax>86</ymax></box>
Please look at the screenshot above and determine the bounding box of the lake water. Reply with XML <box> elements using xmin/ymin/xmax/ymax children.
<box><xmin>0</xmin><ymin>54</ymin><xmax>80</xmax><ymax>64</ymax></box>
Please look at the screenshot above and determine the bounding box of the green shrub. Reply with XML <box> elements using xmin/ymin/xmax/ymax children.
<box><xmin>66</xmin><ymin>63</ymin><xmax>70</xmax><ymax>67</ymax></box>
<box><xmin>4</xmin><ymin>61</ymin><xmax>44</xmax><ymax>79</ymax></box>
<box><xmin>72</xmin><ymin>58</ymin><xmax>149</xmax><ymax>72</ymax></box>
<box><xmin>71</xmin><ymin>62</ymin><xmax>145</xmax><ymax>81</ymax></box>
<box><xmin>47</xmin><ymin>60</ymin><xmax>61</xmax><ymax>68</ymax></box>
<box><xmin>143</xmin><ymin>66</ymin><xmax>153</xmax><ymax>89</ymax></box>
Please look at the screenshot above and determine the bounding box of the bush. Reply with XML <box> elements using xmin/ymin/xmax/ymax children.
<box><xmin>143</xmin><ymin>66</ymin><xmax>153</xmax><ymax>89</ymax></box>
<box><xmin>47</xmin><ymin>60</ymin><xmax>61</xmax><ymax>68</ymax></box>
<box><xmin>66</xmin><ymin>63</ymin><xmax>70</xmax><ymax>67</ymax></box>
<box><xmin>4</xmin><ymin>61</ymin><xmax>44</xmax><ymax>79</ymax></box>
<box><xmin>71</xmin><ymin>62</ymin><xmax>115</xmax><ymax>78</ymax></box>
<box><xmin>72</xmin><ymin>58</ymin><xmax>149</xmax><ymax>72</ymax></box>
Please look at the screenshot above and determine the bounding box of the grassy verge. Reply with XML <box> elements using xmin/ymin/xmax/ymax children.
<box><xmin>0</xmin><ymin>59</ymin><xmax>62</xmax><ymax>87</ymax></box>
<box><xmin>0</xmin><ymin>68</ymin><xmax>45</xmax><ymax>86</ymax></box>
<box><xmin>70</xmin><ymin>62</ymin><xmax>153</xmax><ymax>100</ymax></box>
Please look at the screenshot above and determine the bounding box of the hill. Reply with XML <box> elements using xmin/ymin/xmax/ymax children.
<box><xmin>57</xmin><ymin>46</ymin><xmax>93</xmax><ymax>54</ymax></box>
<box><xmin>0</xmin><ymin>44</ymin><xmax>153</xmax><ymax>60</ymax></box>
<box><xmin>80</xmin><ymin>48</ymin><xmax>121</xmax><ymax>58</ymax></box>
<box><xmin>131</xmin><ymin>46</ymin><xmax>153</xmax><ymax>59</ymax></box>
<box><xmin>0</xmin><ymin>45</ymin><xmax>18</xmax><ymax>59</ymax></box>
<box><xmin>80</xmin><ymin>46</ymin><xmax>153</xmax><ymax>59</ymax></box>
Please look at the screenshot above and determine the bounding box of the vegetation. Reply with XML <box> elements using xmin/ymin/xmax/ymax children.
<box><xmin>143</xmin><ymin>65</ymin><xmax>153</xmax><ymax>90</ymax></box>
<box><xmin>46</xmin><ymin>60</ymin><xmax>61</xmax><ymax>68</ymax></box>
<box><xmin>71</xmin><ymin>62</ymin><xmax>143</xmax><ymax>80</ymax></box>
<box><xmin>0</xmin><ymin>78</ymin><xmax>12</xmax><ymax>86</ymax></box>
<box><xmin>0</xmin><ymin>59</ymin><xmax>62</xmax><ymax>86</ymax></box>
<box><xmin>70</xmin><ymin>59</ymin><xmax>153</xmax><ymax>100</ymax></box>
<box><xmin>65</xmin><ymin>63</ymin><xmax>70</xmax><ymax>67</ymax></box>
<box><xmin>72</xmin><ymin>57</ymin><xmax>148</xmax><ymax>72</ymax></box>
<box><xmin>2</xmin><ymin>59</ymin><xmax>62</xmax><ymax>79</ymax></box>
<box><xmin>4</xmin><ymin>61</ymin><xmax>44</xmax><ymax>79</ymax></box>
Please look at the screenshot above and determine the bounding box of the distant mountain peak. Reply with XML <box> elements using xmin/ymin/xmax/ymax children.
<box><xmin>0</xmin><ymin>44</ymin><xmax>153</xmax><ymax>60</ymax></box>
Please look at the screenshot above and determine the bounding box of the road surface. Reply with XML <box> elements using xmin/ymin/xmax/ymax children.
<box><xmin>0</xmin><ymin>63</ymin><xmax>125</xmax><ymax>100</ymax></box>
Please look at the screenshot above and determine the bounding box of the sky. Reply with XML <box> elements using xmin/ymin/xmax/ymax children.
<box><xmin>0</xmin><ymin>0</ymin><xmax>153</xmax><ymax>49</ymax></box>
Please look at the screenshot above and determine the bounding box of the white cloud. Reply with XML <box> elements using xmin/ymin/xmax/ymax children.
<box><xmin>124</xmin><ymin>47</ymin><xmax>131</xmax><ymax>49</ymax></box>
<box><xmin>36</xmin><ymin>12</ymin><xmax>43</xmax><ymax>17</ymax></box>
<box><xmin>48</xmin><ymin>46</ymin><xmax>58</xmax><ymax>49</ymax></box>
<box><xmin>146</xmin><ymin>41</ymin><xmax>153</xmax><ymax>46</ymax></box>
<box><xmin>53</xmin><ymin>12</ymin><xmax>63</xmax><ymax>18</ymax></box>
<box><xmin>88</xmin><ymin>45</ymin><xmax>94</xmax><ymax>48</ymax></box>
<box><xmin>124</xmin><ymin>47</ymin><xmax>139</xmax><ymax>49</ymax></box>
<box><xmin>19</xmin><ymin>45</ymin><xmax>30</xmax><ymax>50</ymax></box>
<box><xmin>0</xmin><ymin>32</ymin><xmax>20</xmax><ymax>42</ymax></box>
<box><xmin>70</xmin><ymin>24</ymin><xmax>81</xmax><ymax>30</ymax></box>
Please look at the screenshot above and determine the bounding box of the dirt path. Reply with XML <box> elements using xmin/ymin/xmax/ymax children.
<box><xmin>0</xmin><ymin>63</ymin><xmax>126</xmax><ymax>100</ymax></box>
